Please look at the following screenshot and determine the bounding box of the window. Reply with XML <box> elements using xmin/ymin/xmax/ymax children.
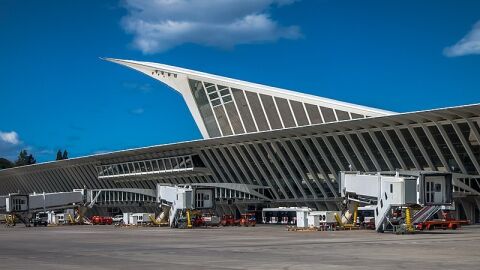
<box><xmin>390</xmin><ymin>184</ymin><xmax>393</xmax><ymax>193</ymax></box>
<box><xmin>320</xmin><ymin>107</ymin><xmax>336</xmax><ymax>122</ymax></box>
<box><xmin>231</xmin><ymin>88</ymin><xmax>256</xmax><ymax>133</ymax></box>
<box><xmin>188</xmin><ymin>79</ymin><xmax>221</xmax><ymax>137</ymax></box>
<box><xmin>211</xmin><ymin>99</ymin><xmax>221</xmax><ymax>107</ymax></box>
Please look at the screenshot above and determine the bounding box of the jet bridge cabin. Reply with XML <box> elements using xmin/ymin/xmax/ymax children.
<box><xmin>340</xmin><ymin>171</ymin><xmax>453</xmax><ymax>233</ymax></box>
<box><xmin>340</xmin><ymin>171</ymin><xmax>453</xmax><ymax>207</ymax></box>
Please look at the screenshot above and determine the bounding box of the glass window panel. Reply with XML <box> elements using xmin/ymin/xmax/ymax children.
<box><xmin>121</xmin><ymin>164</ymin><xmax>129</xmax><ymax>174</ymax></box>
<box><xmin>211</xmin><ymin>99</ymin><xmax>221</xmax><ymax>107</ymax></box>
<box><xmin>171</xmin><ymin>158</ymin><xmax>178</xmax><ymax>169</ymax></box>
<box><xmin>140</xmin><ymin>162</ymin><xmax>147</xmax><ymax>172</ymax></box>
<box><xmin>118</xmin><ymin>164</ymin><xmax>124</xmax><ymax>174</ymax></box>
<box><xmin>350</xmin><ymin>134</ymin><xmax>376</xmax><ymax>171</ymax></box>
<box><xmin>361</xmin><ymin>132</ymin><xmax>388</xmax><ymax>170</ymax></box>
<box><xmin>209</xmin><ymin>92</ymin><xmax>219</xmax><ymax>99</ymax></box>
<box><xmin>213</xmin><ymin>105</ymin><xmax>233</xmax><ymax>135</ymax></box>
<box><xmin>185</xmin><ymin>156</ymin><xmax>193</xmax><ymax>168</ymax></box>
<box><xmin>290</xmin><ymin>100</ymin><xmax>309</xmax><ymax>126</ymax></box>
<box><xmin>245</xmin><ymin>91</ymin><xmax>270</xmax><ymax>131</ymax></box>
<box><xmin>260</xmin><ymin>94</ymin><xmax>283</xmax><ymax>129</ymax></box>
<box><xmin>443</xmin><ymin>123</ymin><xmax>475</xmax><ymax>174</ymax></box>
<box><xmin>128</xmin><ymin>163</ymin><xmax>135</xmax><ymax>173</ymax></box>
<box><xmin>134</xmin><ymin>162</ymin><xmax>141</xmax><ymax>173</ymax></box>
<box><xmin>113</xmin><ymin>165</ymin><xmax>119</xmax><ymax>175</ymax></box>
<box><xmin>374</xmin><ymin>131</ymin><xmax>401</xmax><ymax>169</ymax></box>
<box><xmin>222</xmin><ymin>95</ymin><xmax>232</xmax><ymax>103</ymax></box>
<box><xmin>224</xmin><ymin>101</ymin><xmax>245</xmax><ymax>134</ymax></box>
<box><xmin>204</xmin><ymin>82</ymin><xmax>214</xmax><ymax>88</ymax></box>
<box><xmin>387</xmin><ymin>129</ymin><xmax>415</xmax><ymax>169</ymax></box>
<box><xmin>152</xmin><ymin>160</ymin><xmax>159</xmax><ymax>171</ymax></box>
<box><xmin>320</xmin><ymin>107</ymin><xmax>336</xmax><ymax>122</ymax></box>
<box><xmin>158</xmin><ymin>159</ymin><xmax>165</xmax><ymax>171</ymax></box>
<box><xmin>275</xmin><ymin>97</ymin><xmax>296</xmax><ymax>128</ymax></box>
<box><xmin>145</xmin><ymin>161</ymin><xmax>153</xmax><ymax>171</ymax></box>
<box><xmin>206</xmin><ymin>86</ymin><xmax>216</xmax><ymax>93</ymax></box>
<box><xmin>165</xmin><ymin>159</ymin><xmax>172</xmax><ymax>170</ymax></box>
<box><xmin>188</xmin><ymin>79</ymin><xmax>221</xmax><ymax>137</ymax></box>
<box><xmin>101</xmin><ymin>166</ymin><xmax>106</xmax><ymax>176</ymax></box>
<box><xmin>305</xmin><ymin>104</ymin><xmax>323</xmax><ymax>124</ymax></box>
<box><xmin>351</xmin><ymin>113</ymin><xmax>364</xmax><ymax>119</ymax></box>
<box><xmin>219</xmin><ymin>89</ymin><xmax>229</xmax><ymax>96</ymax></box>
<box><xmin>400</xmin><ymin>128</ymin><xmax>428</xmax><ymax>169</ymax></box>
<box><xmin>335</xmin><ymin>110</ymin><xmax>350</xmax><ymax>121</ymax></box>
<box><xmin>231</xmin><ymin>88</ymin><xmax>257</xmax><ymax>133</ymax></box>
<box><xmin>179</xmin><ymin>157</ymin><xmax>186</xmax><ymax>169</ymax></box>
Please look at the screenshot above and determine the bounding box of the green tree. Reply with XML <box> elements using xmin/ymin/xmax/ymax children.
<box><xmin>56</xmin><ymin>150</ymin><xmax>63</xmax><ymax>160</ymax></box>
<box><xmin>27</xmin><ymin>154</ymin><xmax>36</xmax><ymax>165</ymax></box>
<box><xmin>15</xmin><ymin>150</ymin><xmax>36</xmax><ymax>167</ymax></box>
<box><xmin>62</xmin><ymin>150</ymin><xmax>68</xmax><ymax>160</ymax></box>
<box><xmin>0</xmin><ymin>158</ymin><xmax>13</xmax><ymax>170</ymax></box>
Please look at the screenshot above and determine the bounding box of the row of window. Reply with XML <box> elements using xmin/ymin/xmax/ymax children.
<box><xmin>204</xmin><ymin>82</ymin><xmax>233</xmax><ymax>107</ymax></box>
<box><xmin>151</xmin><ymin>69</ymin><xmax>177</xmax><ymax>78</ymax></box>
<box><xmin>189</xmin><ymin>78</ymin><xmax>366</xmax><ymax>138</ymax></box>
<box><xmin>200</xmin><ymin>121</ymin><xmax>480</xmax><ymax>201</ymax></box>
<box><xmin>97</xmin><ymin>155</ymin><xmax>195</xmax><ymax>177</ymax></box>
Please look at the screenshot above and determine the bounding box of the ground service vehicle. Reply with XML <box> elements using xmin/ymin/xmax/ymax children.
<box><xmin>32</xmin><ymin>212</ymin><xmax>48</xmax><ymax>227</ymax></box>
<box><xmin>220</xmin><ymin>214</ymin><xmax>235</xmax><ymax>226</ymax></box>
<box><xmin>112</xmin><ymin>214</ymin><xmax>123</xmax><ymax>224</ymax></box>
<box><xmin>91</xmin><ymin>216</ymin><xmax>113</xmax><ymax>225</ymax></box>
<box><xmin>239</xmin><ymin>213</ymin><xmax>256</xmax><ymax>227</ymax></box>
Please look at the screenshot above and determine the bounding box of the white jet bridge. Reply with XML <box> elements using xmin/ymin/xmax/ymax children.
<box><xmin>340</xmin><ymin>171</ymin><xmax>453</xmax><ymax>233</ymax></box>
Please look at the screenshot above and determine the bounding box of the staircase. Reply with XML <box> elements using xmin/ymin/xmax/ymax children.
<box><xmin>412</xmin><ymin>205</ymin><xmax>441</xmax><ymax>224</ymax></box>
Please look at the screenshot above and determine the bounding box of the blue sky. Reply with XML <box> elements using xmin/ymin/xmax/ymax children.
<box><xmin>1</xmin><ymin>0</ymin><xmax>480</xmax><ymax>162</ymax></box>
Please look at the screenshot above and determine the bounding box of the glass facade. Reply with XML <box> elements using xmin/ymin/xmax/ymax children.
<box><xmin>188</xmin><ymin>78</ymin><xmax>376</xmax><ymax>138</ymax></box>
<box><xmin>188</xmin><ymin>79</ymin><xmax>221</xmax><ymax>138</ymax></box>
<box><xmin>97</xmin><ymin>155</ymin><xmax>201</xmax><ymax>178</ymax></box>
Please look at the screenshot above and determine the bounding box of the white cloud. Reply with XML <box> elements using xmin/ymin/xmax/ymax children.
<box><xmin>121</xmin><ymin>0</ymin><xmax>302</xmax><ymax>54</ymax></box>
<box><xmin>0</xmin><ymin>131</ymin><xmax>20</xmax><ymax>145</ymax></box>
<box><xmin>0</xmin><ymin>130</ymin><xmax>23</xmax><ymax>160</ymax></box>
<box><xmin>444</xmin><ymin>20</ymin><xmax>480</xmax><ymax>57</ymax></box>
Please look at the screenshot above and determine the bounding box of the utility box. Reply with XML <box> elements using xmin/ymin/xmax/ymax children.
<box><xmin>295</xmin><ymin>209</ymin><xmax>309</xmax><ymax>228</ymax></box>
<box><xmin>123</xmin><ymin>212</ymin><xmax>131</xmax><ymax>225</ymax></box>
<box><xmin>307</xmin><ymin>214</ymin><xmax>320</xmax><ymax>227</ymax></box>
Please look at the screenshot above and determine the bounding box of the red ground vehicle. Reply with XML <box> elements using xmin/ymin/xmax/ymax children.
<box><xmin>91</xmin><ymin>216</ymin><xmax>113</xmax><ymax>225</ymax></box>
<box><xmin>239</xmin><ymin>213</ymin><xmax>256</xmax><ymax>227</ymax></box>
<box><xmin>415</xmin><ymin>212</ymin><xmax>469</xmax><ymax>231</ymax></box>
<box><xmin>220</xmin><ymin>214</ymin><xmax>235</xmax><ymax>226</ymax></box>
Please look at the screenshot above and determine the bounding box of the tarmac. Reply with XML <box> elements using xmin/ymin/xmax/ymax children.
<box><xmin>0</xmin><ymin>224</ymin><xmax>479</xmax><ymax>270</ymax></box>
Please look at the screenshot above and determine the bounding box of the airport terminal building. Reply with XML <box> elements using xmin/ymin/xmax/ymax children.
<box><xmin>1</xmin><ymin>59</ymin><xmax>479</xmax><ymax>221</ymax></box>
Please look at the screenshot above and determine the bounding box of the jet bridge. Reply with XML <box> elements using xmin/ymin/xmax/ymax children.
<box><xmin>340</xmin><ymin>171</ymin><xmax>453</xmax><ymax>233</ymax></box>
